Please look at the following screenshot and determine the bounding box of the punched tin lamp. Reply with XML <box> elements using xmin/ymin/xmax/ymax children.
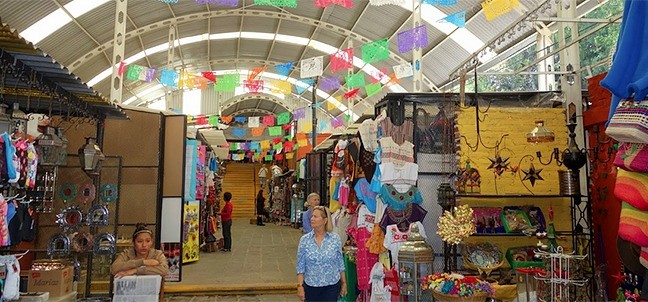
<box><xmin>36</xmin><ymin>126</ymin><xmax>64</xmax><ymax>166</ymax></box>
<box><xmin>437</xmin><ymin>183</ymin><xmax>456</xmax><ymax>209</ymax></box>
<box><xmin>0</xmin><ymin>104</ymin><xmax>12</xmax><ymax>134</ymax></box>
<box><xmin>78</xmin><ymin>137</ymin><xmax>105</xmax><ymax>176</ymax></box>
<box><xmin>398</xmin><ymin>223</ymin><xmax>434</xmax><ymax>302</ymax></box>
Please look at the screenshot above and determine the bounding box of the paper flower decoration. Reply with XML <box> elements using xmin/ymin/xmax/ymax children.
<box><xmin>437</xmin><ymin>204</ymin><xmax>476</xmax><ymax>245</ymax></box>
<box><xmin>421</xmin><ymin>273</ymin><xmax>493</xmax><ymax>297</ymax></box>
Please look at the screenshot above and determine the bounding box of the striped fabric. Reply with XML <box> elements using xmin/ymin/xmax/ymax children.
<box><xmin>618</xmin><ymin>201</ymin><xmax>648</xmax><ymax>247</ymax></box>
<box><xmin>641</xmin><ymin>247</ymin><xmax>648</xmax><ymax>269</ymax></box>
<box><xmin>615</xmin><ymin>169</ymin><xmax>648</xmax><ymax>211</ymax></box>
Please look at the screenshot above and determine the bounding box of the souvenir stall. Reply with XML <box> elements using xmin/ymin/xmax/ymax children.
<box><xmin>182</xmin><ymin>139</ymin><xmax>207</xmax><ymax>264</ymax></box>
<box><xmin>268</xmin><ymin>165</ymin><xmax>294</xmax><ymax>225</ymax></box>
<box><xmin>200</xmin><ymin>155</ymin><xmax>223</xmax><ymax>252</ymax></box>
<box><xmin>313</xmin><ymin>95</ymin><xmax>439</xmax><ymax>302</ymax></box>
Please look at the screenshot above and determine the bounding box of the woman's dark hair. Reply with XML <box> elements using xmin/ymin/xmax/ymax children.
<box><xmin>132</xmin><ymin>223</ymin><xmax>152</xmax><ymax>240</ymax></box>
<box><xmin>224</xmin><ymin>192</ymin><xmax>232</xmax><ymax>201</ymax></box>
<box><xmin>257</xmin><ymin>190</ymin><xmax>263</xmax><ymax>198</ymax></box>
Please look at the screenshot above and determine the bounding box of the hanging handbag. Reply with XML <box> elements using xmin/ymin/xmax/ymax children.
<box><xmin>618</xmin><ymin>201</ymin><xmax>648</xmax><ymax>247</ymax></box>
<box><xmin>614</xmin><ymin>142</ymin><xmax>648</xmax><ymax>172</ymax></box>
<box><xmin>605</xmin><ymin>98</ymin><xmax>648</xmax><ymax>143</ymax></box>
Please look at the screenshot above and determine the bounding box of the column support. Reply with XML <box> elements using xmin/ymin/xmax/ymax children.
<box><xmin>412</xmin><ymin>0</ymin><xmax>422</xmax><ymax>92</ymax></box>
<box><xmin>109</xmin><ymin>0</ymin><xmax>127</xmax><ymax>104</ymax></box>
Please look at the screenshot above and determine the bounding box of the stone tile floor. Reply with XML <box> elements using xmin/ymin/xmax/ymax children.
<box><xmin>164</xmin><ymin>294</ymin><xmax>298</xmax><ymax>301</ymax></box>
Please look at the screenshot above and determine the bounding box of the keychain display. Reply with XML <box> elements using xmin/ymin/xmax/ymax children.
<box><xmin>100</xmin><ymin>183</ymin><xmax>118</xmax><ymax>203</ymax></box>
<box><xmin>59</xmin><ymin>183</ymin><xmax>77</xmax><ymax>202</ymax></box>
<box><xmin>78</xmin><ymin>183</ymin><xmax>96</xmax><ymax>204</ymax></box>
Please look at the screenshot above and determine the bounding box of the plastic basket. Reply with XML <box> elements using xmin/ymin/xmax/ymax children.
<box><xmin>506</xmin><ymin>246</ymin><xmax>544</xmax><ymax>269</ymax></box>
<box><xmin>500</xmin><ymin>209</ymin><xmax>532</xmax><ymax>233</ymax></box>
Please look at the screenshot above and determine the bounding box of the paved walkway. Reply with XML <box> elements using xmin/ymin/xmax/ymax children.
<box><xmin>166</xmin><ymin>219</ymin><xmax>303</xmax><ymax>296</ymax></box>
<box><xmin>164</xmin><ymin>294</ymin><xmax>297</xmax><ymax>301</ymax></box>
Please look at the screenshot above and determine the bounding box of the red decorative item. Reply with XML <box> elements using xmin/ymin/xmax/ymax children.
<box><xmin>344</xmin><ymin>88</ymin><xmax>360</xmax><ymax>99</ymax></box>
<box><xmin>201</xmin><ymin>71</ymin><xmax>216</xmax><ymax>82</ymax></box>
<box><xmin>331</xmin><ymin>48</ymin><xmax>353</xmax><ymax>73</ymax></box>
<box><xmin>244</xmin><ymin>80</ymin><xmax>264</xmax><ymax>94</ymax></box>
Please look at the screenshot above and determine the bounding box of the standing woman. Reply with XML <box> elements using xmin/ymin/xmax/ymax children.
<box><xmin>296</xmin><ymin>206</ymin><xmax>346</xmax><ymax>301</ymax></box>
<box><xmin>111</xmin><ymin>223</ymin><xmax>169</xmax><ymax>277</ymax></box>
<box><xmin>256</xmin><ymin>189</ymin><xmax>266</xmax><ymax>226</ymax></box>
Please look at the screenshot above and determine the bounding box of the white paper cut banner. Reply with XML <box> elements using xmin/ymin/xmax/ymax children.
<box><xmin>393</xmin><ymin>63</ymin><xmax>414</xmax><ymax>79</ymax></box>
<box><xmin>301</xmin><ymin>56</ymin><xmax>324</xmax><ymax>78</ymax></box>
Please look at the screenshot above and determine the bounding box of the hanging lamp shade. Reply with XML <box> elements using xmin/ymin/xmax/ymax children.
<box><xmin>78</xmin><ymin>137</ymin><xmax>105</xmax><ymax>176</ymax></box>
<box><xmin>526</xmin><ymin>120</ymin><xmax>555</xmax><ymax>143</ymax></box>
<box><xmin>36</xmin><ymin>126</ymin><xmax>64</xmax><ymax>166</ymax></box>
<box><xmin>56</xmin><ymin>127</ymin><xmax>68</xmax><ymax>166</ymax></box>
<box><xmin>0</xmin><ymin>104</ymin><xmax>12</xmax><ymax>134</ymax></box>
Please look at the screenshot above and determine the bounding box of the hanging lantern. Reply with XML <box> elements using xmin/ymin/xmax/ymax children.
<box><xmin>437</xmin><ymin>182</ymin><xmax>456</xmax><ymax>209</ymax></box>
<box><xmin>398</xmin><ymin>223</ymin><xmax>434</xmax><ymax>302</ymax></box>
<box><xmin>0</xmin><ymin>104</ymin><xmax>12</xmax><ymax>134</ymax></box>
<box><xmin>35</xmin><ymin>126</ymin><xmax>64</xmax><ymax>166</ymax></box>
<box><xmin>11</xmin><ymin>103</ymin><xmax>27</xmax><ymax>133</ymax></box>
<box><xmin>56</xmin><ymin>127</ymin><xmax>68</xmax><ymax>166</ymax></box>
<box><xmin>526</xmin><ymin>120</ymin><xmax>555</xmax><ymax>143</ymax></box>
<box><xmin>78</xmin><ymin>137</ymin><xmax>105</xmax><ymax>176</ymax></box>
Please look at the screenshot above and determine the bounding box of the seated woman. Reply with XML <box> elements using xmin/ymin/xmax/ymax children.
<box><xmin>111</xmin><ymin>223</ymin><xmax>169</xmax><ymax>278</ymax></box>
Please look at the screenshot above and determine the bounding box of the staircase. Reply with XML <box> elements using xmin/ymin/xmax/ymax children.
<box><xmin>221</xmin><ymin>162</ymin><xmax>263</xmax><ymax>220</ymax></box>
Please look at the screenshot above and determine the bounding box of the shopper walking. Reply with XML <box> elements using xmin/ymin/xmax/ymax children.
<box><xmin>302</xmin><ymin>193</ymin><xmax>320</xmax><ymax>234</ymax></box>
<box><xmin>296</xmin><ymin>206</ymin><xmax>346</xmax><ymax>302</ymax></box>
<box><xmin>221</xmin><ymin>192</ymin><xmax>233</xmax><ymax>252</ymax></box>
<box><xmin>256</xmin><ymin>189</ymin><xmax>266</xmax><ymax>226</ymax></box>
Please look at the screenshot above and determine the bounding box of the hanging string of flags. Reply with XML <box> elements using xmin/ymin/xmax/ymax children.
<box><xmin>163</xmin><ymin>0</ymin><xmax>515</xmax><ymax>23</ymax></box>
<box><xmin>131</xmin><ymin>0</ymin><xmax>507</xmax><ymax>102</ymax></box>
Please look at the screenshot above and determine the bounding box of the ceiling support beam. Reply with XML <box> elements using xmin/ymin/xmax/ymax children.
<box><xmin>411</xmin><ymin>0</ymin><xmax>422</xmax><ymax>93</ymax></box>
<box><xmin>109</xmin><ymin>0</ymin><xmax>127</xmax><ymax>104</ymax></box>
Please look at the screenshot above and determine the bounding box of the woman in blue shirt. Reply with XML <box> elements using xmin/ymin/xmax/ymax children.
<box><xmin>296</xmin><ymin>206</ymin><xmax>347</xmax><ymax>301</ymax></box>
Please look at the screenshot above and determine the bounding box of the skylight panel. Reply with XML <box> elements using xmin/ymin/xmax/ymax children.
<box><xmin>20</xmin><ymin>0</ymin><xmax>108</xmax><ymax>44</ymax></box>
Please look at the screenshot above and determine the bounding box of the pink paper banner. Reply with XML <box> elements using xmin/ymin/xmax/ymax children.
<box><xmin>330</xmin><ymin>48</ymin><xmax>354</xmax><ymax>73</ymax></box>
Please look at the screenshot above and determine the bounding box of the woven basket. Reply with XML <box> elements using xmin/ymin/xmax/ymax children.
<box><xmin>606</xmin><ymin>99</ymin><xmax>648</xmax><ymax>143</ymax></box>
<box><xmin>432</xmin><ymin>291</ymin><xmax>489</xmax><ymax>302</ymax></box>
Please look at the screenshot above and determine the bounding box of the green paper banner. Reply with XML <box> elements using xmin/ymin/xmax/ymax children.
<box><xmin>345</xmin><ymin>73</ymin><xmax>365</xmax><ymax>88</ymax></box>
<box><xmin>268</xmin><ymin>126</ymin><xmax>282</xmax><ymax>136</ymax></box>
<box><xmin>365</xmin><ymin>82</ymin><xmax>382</xmax><ymax>97</ymax></box>
<box><xmin>277</xmin><ymin>112</ymin><xmax>291</xmax><ymax>125</ymax></box>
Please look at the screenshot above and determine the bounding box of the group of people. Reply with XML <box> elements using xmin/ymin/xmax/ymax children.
<box><xmin>110</xmin><ymin>189</ymin><xmax>344</xmax><ymax>302</ymax></box>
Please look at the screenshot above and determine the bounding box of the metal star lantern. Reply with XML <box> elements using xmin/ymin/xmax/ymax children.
<box><xmin>487</xmin><ymin>155</ymin><xmax>510</xmax><ymax>176</ymax></box>
<box><xmin>522</xmin><ymin>163</ymin><xmax>544</xmax><ymax>186</ymax></box>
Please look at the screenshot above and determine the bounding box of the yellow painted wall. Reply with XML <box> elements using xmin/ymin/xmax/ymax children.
<box><xmin>456</xmin><ymin>107</ymin><xmax>568</xmax><ymax>195</ymax></box>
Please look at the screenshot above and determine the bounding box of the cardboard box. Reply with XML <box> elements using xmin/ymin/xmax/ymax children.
<box><xmin>27</xmin><ymin>266</ymin><xmax>73</xmax><ymax>298</ymax></box>
<box><xmin>17</xmin><ymin>292</ymin><xmax>49</xmax><ymax>302</ymax></box>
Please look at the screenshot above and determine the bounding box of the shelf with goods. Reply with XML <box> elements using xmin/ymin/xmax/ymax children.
<box><xmin>458</xmin><ymin>195</ymin><xmax>573</xmax><ymax>269</ymax></box>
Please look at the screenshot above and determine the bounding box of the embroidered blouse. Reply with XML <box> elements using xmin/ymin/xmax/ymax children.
<box><xmin>357</xmin><ymin>204</ymin><xmax>376</xmax><ymax>232</ymax></box>
<box><xmin>379</xmin><ymin>184</ymin><xmax>423</xmax><ymax>211</ymax></box>
<box><xmin>296</xmin><ymin>232</ymin><xmax>345</xmax><ymax>287</ymax></box>
<box><xmin>359</xmin><ymin>118</ymin><xmax>380</xmax><ymax>152</ymax></box>
<box><xmin>355</xmin><ymin>179</ymin><xmax>377</xmax><ymax>213</ymax></box>
<box><xmin>378</xmin><ymin>203</ymin><xmax>427</xmax><ymax>233</ymax></box>
<box><xmin>379</xmin><ymin>162</ymin><xmax>418</xmax><ymax>191</ymax></box>
<box><xmin>378</xmin><ymin>117</ymin><xmax>413</xmax><ymax>145</ymax></box>
<box><xmin>382</xmin><ymin>221</ymin><xmax>427</xmax><ymax>265</ymax></box>
<box><xmin>378</xmin><ymin>137</ymin><xmax>414</xmax><ymax>166</ymax></box>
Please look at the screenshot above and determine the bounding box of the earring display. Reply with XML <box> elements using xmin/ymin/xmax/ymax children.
<box><xmin>47</xmin><ymin>233</ymin><xmax>71</xmax><ymax>256</ymax></box>
<box><xmin>86</xmin><ymin>204</ymin><xmax>109</xmax><ymax>226</ymax></box>
<box><xmin>100</xmin><ymin>183</ymin><xmax>118</xmax><ymax>203</ymax></box>
<box><xmin>56</xmin><ymin>205</ymin><xmax>83</xmax><ymax>232</ymax></box>
<box><xmin>94</xmin><ymin>233</ymin><xmax>116</xmax><ymax>255</ymax></box>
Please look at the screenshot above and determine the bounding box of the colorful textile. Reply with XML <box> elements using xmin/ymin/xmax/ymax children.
<box><xmin>378</xmin><ymin>184</ymin><xmax>423</xmax><ymax>211</ymax></box>
<box><xmin>615</xmin><ymin>169</ymin><xmax>648</xmax><ymax>211</ymax></box>
<box><xmin>350</xmin><ymin>227</ymin><xmax>378</xmax><ymax>291</ymax></box>
<box><xmin>355</xmin><ymin>179</ymin><xmax>378</xmax><ymax>213</ymax></box>
<box><xmin>618</xmin><ymin>201</ymin><xmax>648</xmax><ymax>247</ymax></box>
<box><xmin>601</xmin><ymin>0</ymin><xmax>648</xmax><ymax>123</ymax></box>
<box><xmin>379</xmin><ymin>203</ymin><xmax>427</xmax><ymax>233</ymax></box>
